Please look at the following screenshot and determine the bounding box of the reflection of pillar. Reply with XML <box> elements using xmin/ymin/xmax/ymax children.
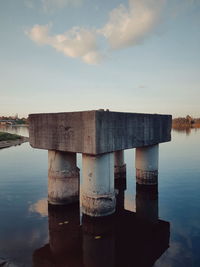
<box><xmin>82</xmin><ymin>215</ymin><xmax>115</xmax><ymax>267</ymax></box>
<box><xmin>136</xmin><ymin>184</ymin><xmax>158</xmax><ymax>223</ymax></box>
<box><xmin>48</xmin><ymin>150</ymin><xmax>79</xmax><ymax>205</ymax></box>
<box><xmin>115</xmin><ymin>172</ymin><xmax>127</xmax><ymax>214</ymax></box>
<box><xmin>48</xmin><ymin>204</ymin><xmax>81</xmax><ymax>257</ymax></box>
<box><xmin>81</xmin><ymin>153</ymin><xmax>115</xmax><ymax>217</ymax></box>
<box><xmin>135</xmin><ymin>144</ymin><xmax>159</xmax><ymax>185</ymax></box>
<box><xmin>114</xmin><ymin>150</ymin><xmax>126</xmax><ymax>179</ymax></box>
<box><xmin>33</xmin><ymin>204</ymin><xmax>82</xmax><ymax>267</ymax></box>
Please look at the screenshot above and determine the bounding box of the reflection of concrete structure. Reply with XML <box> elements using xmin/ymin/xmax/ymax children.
<box><xmin>115</xmin><ymin>172</ymin><xmax>127</xmax><ymax>213</ymax></box>
<box><xmin>82</xmin><ymin>215</ymin><xmax>115</xmax><ymax>267</ymax></box>
<box><xmin>33</xmin><ymin>178</ymin><xmax>170</xmax><ymax>267</ymax></box>
<box><xmin>29</xmin><ymin>110</ymin><xmax>171</xmax><ymax>216</ymax></box>
<box><xmin>33</xmin><ymin>204</ymin><xmax>82</xmax><ymax>267</ymax></box>
<box><xmin>136</xmin><ymin>184</ymin><xmax>158</xmax><ymax>224</ymax></box>
<box><xmin>115</xmin><ymin>211</ymin><xmax>170</xmax><ymax>267</ymax></box>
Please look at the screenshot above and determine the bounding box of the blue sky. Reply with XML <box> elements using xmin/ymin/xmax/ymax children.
<box><xmin>0</xmin><ymin>0</ymin><xmax>200</xmax><ymax>117</ymax></box>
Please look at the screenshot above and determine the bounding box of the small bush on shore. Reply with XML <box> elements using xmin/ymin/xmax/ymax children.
<box><xmin>0</xmin><ymin>132</ymin><xmax>21</xmax><ymax>141</ymax></box>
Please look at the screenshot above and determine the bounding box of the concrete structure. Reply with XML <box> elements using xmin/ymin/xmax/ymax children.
<box><xmin>29</xmin><ymin>110</ymin><xmax>172</xmax><ymax>217</ymax></box>
<box><xmin>48</xmin><ymin>150</ymin><xmax>79</xmax><ymax>205</ymax></box>
<box><xmin>135</xmin><ymin>144</ymin><xmax>159</xmax><ymax>185</ymax></box>
<box><xmin>29</xmin><ymin>111</ymin><xmax>171</xmax><ymax>154</ymax></box>
<box><xmin>114</xmin><ymin>150</ymin><xmax>126</xmax><ymax>179</ymax></box>
<box><xmin>82</xmin><ymin>153</ymin><xmax>115</xmax><ymax>216</ymax></box>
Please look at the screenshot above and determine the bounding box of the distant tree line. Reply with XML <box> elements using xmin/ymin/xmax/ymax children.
<box><xmin>173</xmin><ymin>115</ymin><xmax>200</xmax><ymax>128</ymax></box>
<box><xmin>0</xmin><ymin>116</ymin><xmax>29</xmax><ymax>125</ymax></box>
<box><xmin>0</xmin><ymin>132</ymin><xmax>21</xmax><ymax>141</ymax></box>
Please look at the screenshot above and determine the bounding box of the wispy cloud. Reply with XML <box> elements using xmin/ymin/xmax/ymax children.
<box><xmin>99</xmin><ymin>0</ymin><xmax>165</xmax><ymax>49</ymax></box>
<box><xmin>26</xmin><ymin>24</ymin><xmax>103</xmax><ymax>64</ymax></box>
<box><xmin>26</xmin><ymin>0</ymin><xmax>169</xmax><ymax>64</ymax></box>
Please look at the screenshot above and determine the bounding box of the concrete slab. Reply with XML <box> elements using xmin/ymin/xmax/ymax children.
<box><xmin>29</xmin><ymin>110</ymin><xmax>172</xmax><ymax>155</ymax></box>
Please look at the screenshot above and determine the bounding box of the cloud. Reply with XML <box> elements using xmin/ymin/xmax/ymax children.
<box><xmin>29</xmin><ymin>198</ymin><xmax>48</xmax><ymax>217</ymax></box>
<box><xmin>26</xmin><ymin>24</ymin><xmax>103</xmax><ymax>64</ymax></box>
<box><xmin>26</xmin><ymin>0</ymin><xmax>166</xmax><ymax>64</ymax></box>
<box><xmin>27</xmin><ymin>24</ymin><xmax>50</xmax><ymax>45</ymax></box>
<box><xmin>99</xmin><ymin>0</ymin><xmax>165</xmax><ymax>49</ymax></box>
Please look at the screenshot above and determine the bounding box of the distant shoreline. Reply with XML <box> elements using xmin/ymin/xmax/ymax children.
<box><xmin>0</xmin><ymin>132</ymin><xmax>29</xmax><ymax>149</ymax></box>
<box><xmin>172</xmin><ymin>116</ymin><xmax>200</xmax><ymax>130</ymax></box>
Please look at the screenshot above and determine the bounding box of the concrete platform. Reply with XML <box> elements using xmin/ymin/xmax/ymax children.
<box><xmin>29</xmin><ymin>110</ymin><xmax>172</xmax><ymax>155</ymax></box>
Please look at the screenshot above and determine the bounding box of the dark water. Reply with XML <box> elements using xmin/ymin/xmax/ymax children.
<box><xmin>0</xmin><ymin>126</ymin><xmax>200</xmax><ymax>267</ymax></box>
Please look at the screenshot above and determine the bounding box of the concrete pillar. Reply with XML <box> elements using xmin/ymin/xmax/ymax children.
<box><xmin>48</xmin><ymin>150</ymin><xmax>79</xmax><ymax>205</ymax></box>
<box><xmin>114</xmin><ymin>150</ymin><xmax>126</xmax><ymax>179</ymax></box>
<box><xmin>81</xmin><ymin>153</ymin><xmax>115</xmax><ymax>217</ymax></box>
<box><xmin>135</xmin><ymin>144</ymin><xmax>159</xmax><ymax>185</ymax></box>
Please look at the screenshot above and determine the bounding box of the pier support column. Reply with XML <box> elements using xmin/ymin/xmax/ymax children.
<box><xmin>135</xmin><ymin>144</ymin><xmax>159</xmax><ymax>185</ymax></box>
<box><xmin>114</xmin><ymin>150</ymin><xmax>126</xmax><ymax>179</ymax></box>
<box><xmin>48</xmin><ymin>150</ymin><xmax>79</xmax><ymax>205</ymax></box>
<box><xmin>81</xmin><ymin>153</ymin><xmax>115</xmax><ymax>217</ymax></box>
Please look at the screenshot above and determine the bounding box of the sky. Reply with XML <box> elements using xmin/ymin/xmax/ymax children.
<box><xmin>0</xmin><ymin>0</ymin><xmax>200</xmax><ymax>118</ymax></box>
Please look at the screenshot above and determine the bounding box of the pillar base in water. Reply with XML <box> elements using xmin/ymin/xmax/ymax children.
<box><xmin>135</xmin><ymin>144</ymin><xmax>159</xmax><ymax>185</ymax></box>
<box><xmin>48</xmin><ymin>169</ymin><xmax>80</xmax><ymax>205</ymax></box>
<box><xmin>48</xmin><ymin>150</ymin><xmax>80</xmax><ymax>205</ymax></box>
<box><xmin>81</xmin><ymin>153</ymin><xmax>115</xmax><ymax>217</ymax></box>
<box><xmin>81</xmin><ymin>192</ymin><xmax>116</xmax><ymax>217</ymax></box>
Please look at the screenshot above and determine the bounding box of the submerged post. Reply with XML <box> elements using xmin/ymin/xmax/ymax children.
<box><xmin>135</xmin><ymin>144</ymin><xmax>159</xmax><ymax>185</ymax></box>
<box><xmin>81</xmin><ymin>153</ymin><xmax>115</xmax><ymax>217</ymax></box>
<box><xmin>48</xmin><ymin>150</ymin><xmax>79</xmax><ymax>205</ymax></box>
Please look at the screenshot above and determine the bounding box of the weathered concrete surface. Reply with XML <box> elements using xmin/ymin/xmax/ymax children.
<box><xmin>48</xmin><ymin>150</ymin><xmax>79</xmax><ymax>205</ymax></box>
<box><xmin>81</xmin><ymin>152</ymin><xmax>115</xmax><ymax>216</ymax></box>
<box><xmin>114</xmin><ymin>150</ymin><xmax>126</xmax><ymax>178</ymax></box>
<box><xmin>29</xmin><ymin>110</ymin><xmax>172</xmax><ymax>155</ymax></box>
<box><xmin>135</xmin><ymin>144</ymin><xmax>159</xmax><ymax>185</ymax></box>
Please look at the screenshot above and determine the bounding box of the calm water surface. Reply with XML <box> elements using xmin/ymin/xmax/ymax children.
<box><xmin>0</xmin><ymin>126</ymin><xmax>200</xmax><ymax>266</ymax></box>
